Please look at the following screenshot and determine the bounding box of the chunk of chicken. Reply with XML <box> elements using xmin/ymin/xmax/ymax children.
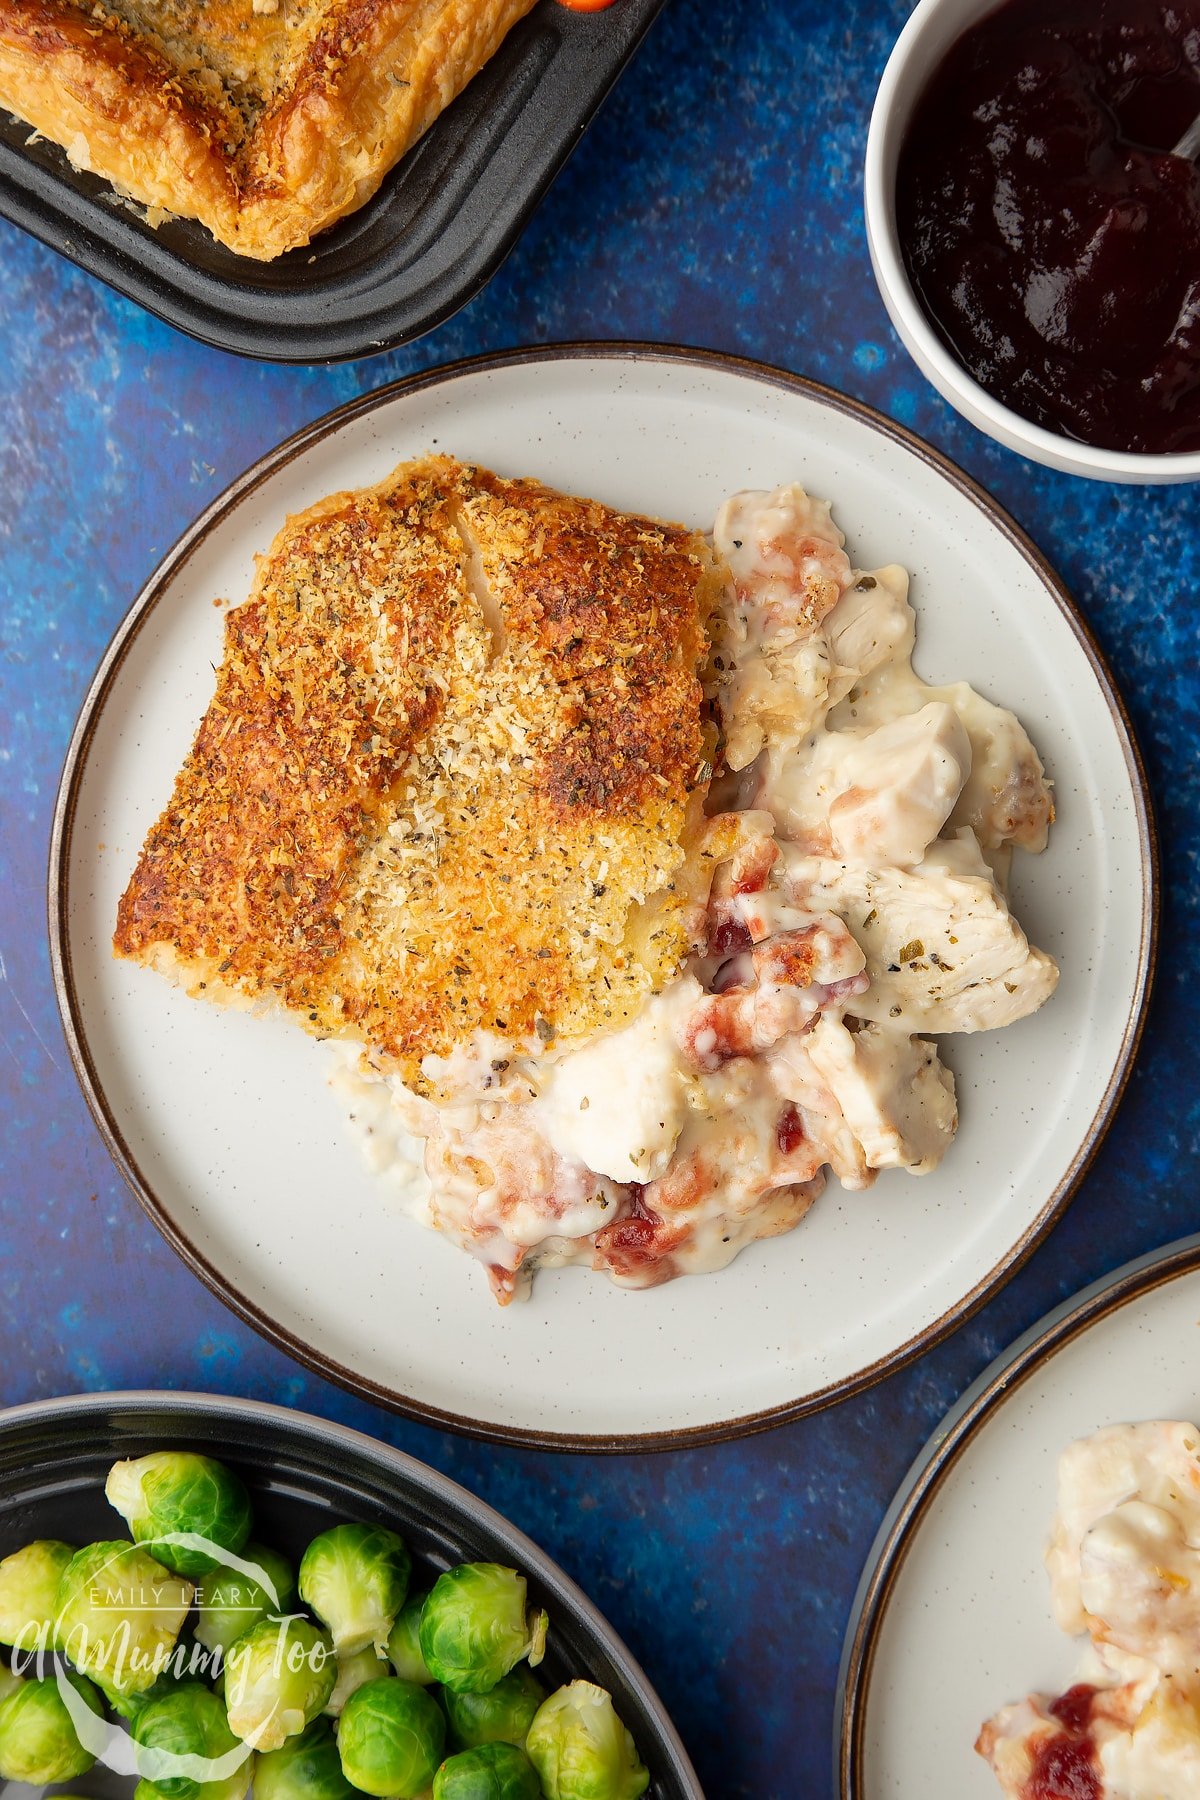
<box><xmin>1079</xmin><ymin>1500</ymin><xmax>1200</xmax><ymax>1675</ymax></box>
<box><xmin>782</xmin><ymin>831</ymin><xmax>1059</xmax><ymax>1033</ymax></box>
<box><xmin>977</xmin><ymin>1694</ymin><xmax>1093</xmax><ymax>1800</ymax></box>
<box><xmin>527</xmin><ymin>975</ymin><xmax>703</xmax><ymax>1185</ymax></box>
<box><xmin>978</xmin><ymin>1679</ymin><xmax>1200</xmax><ymax>1800</ymax></box>
<box><xmin>711</xmin><ymin>484</ymin><xmax>855</xmax><ymax>768</ymax></box>
<box><xmin>823</xmin><ymin>565</ymin><xmax>913</xmax><ymax>695</ymax></box>
<box><xmin>828</xmin><ymin>703</ymin><xmax>972</xmax><ymax>866</ymax></box>
<box><xmin>679</xmin><ymin>916</ymin><xmax>867</xmax><ymax>1072</ymax></box>
<box><xmin>1100</xmin><ymin>1682</ymin><xmax>1200</xmax><ymax>1799</ymax></box>
<box><xmin>768</xmin><ymin>701</ymin><xmax>972</xmax><ymax>866</ymax></box>
<box><xmin>1047</xmin><ymin>1422</ymin><xmax>1200</xmax><ymax>1657</ymax></box>
<box><xmin>825</xmin><ymin>569</ymin><xmax>1053</xmax><ymax>856</ymax></box>
<box><xmin>804</xmin><ymin>1016</ymin><xmax>957</xmax><ymax>1173</ymax></box>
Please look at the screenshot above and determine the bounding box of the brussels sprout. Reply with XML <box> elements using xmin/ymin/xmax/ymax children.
<box><xmin>0</xmin><ymin>1665</ymin><xmax>21</xmax><ymax>1706</ymax></box>
<box><xmin>419</xmin><ymin>1567</ymin><xmax>547</xmax><ymax>1696</ymax></box>
<box><xmin>224</xmin><ymin>1617</ymin><xmax>335</xmax><ymax>1752</ymax></box>
<box><xmin>96</xmin><ymin>1631</ymin><xmax>215</xmax><ymax>1722</ymax></box>
<box><xmin>325</xmin><ymin>1646</ymin><xmax>389</xmax><ymax>1718</ymax></box>
<box><xmin>132</xmin><ymin>1681</ymin><xmax>249</xmax><ymax>1800</ymax></box>
<box><xmin>135</xmin><ymin>1766</ymin><xmax>253</xmax><ymax>1800</ymax></box>
<box><xmin>0</xmin><ymin>1669</ymin><xmax>103</xmax><ymax>1783</ymax></box>
<box><xmin>56</xmin><ymin>1542</ymin><xmax>193</xmax><ymax>1696</ymax></box>
<box><xmin>107</xmin><ymin>1455</ymin><xmax>254</xmax><ymax>1578</ymax></box>
<box><xmin>194</xmin><ymin>1544</ymin><xmax>294</xmax><ymax>1657</ymax></box>
<box><xmin>442</xmin><ymin>1668</ymin><xmax>544</xmax><ymax>1752</ymax></box>
<box><xmin>0</xmin><ymin>1541</ymin><xmax>75</xmax><ymax>1651</ymax></box>
<box><xmin>298</xmin><ymin>1525</ymin><xmax>411</xmax><ymax>1658</ymax></box>
<box><xmin>432</xmin><ymin>1743</ymin><xmax>541</xmax><ymax>1800</ymax></box>
<box><xmin>255</xmin><ymin>1718</ymin><xmax>358</xmax><ymax>1800</ymax></box>
<box><xmin>93</xmin><ymin>1674</ymin><xmax>143</xmax><ymax>1722</ymax></box>
<box><xmin>336</xmin><ymin>1677</ymin><xmax>445</xmax><ymax>1798</ymax></box>
<box><xmin>384</xmin><ymin>1594</ymin><xmax>431</xmax><ymax>1687</ymax></box>
<box><xmin>526</xmin><ymin>1683</ymin><xmax>648</xmax><ymax>1800</ymax></box>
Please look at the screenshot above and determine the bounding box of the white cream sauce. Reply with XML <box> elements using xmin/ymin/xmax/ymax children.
<box><xmin>527</xmin><ymin>977</ymin><xmax>703</xmax><ymax>1184</ymax></box>
<box><xmin>329</xmin><ymin>482</ymin><xmax>1057</xmax><ymax>1299</ymax></box>
<box><xmin>979</xmin><ymin>1422</ymin><xmax>1200</xmax><ymax>1799</ymax></box>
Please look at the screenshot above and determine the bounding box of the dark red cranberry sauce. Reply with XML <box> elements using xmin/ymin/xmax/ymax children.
<box><xmin>1047</xmin><ymin>1685</ymin><xmax>1097</xmax><ymax>1737</ymax></box>
<box><xmin>897</xmin><ymin>0</ymin><xmax>1200</xmax><ymax>453</ymax></box>
<box><xmin>1027</xmin><ymin>1736</ymin><xmax>1101</xmax><ymax>1800</ymax></box>
<box><xmin>1026</xmin><ymin>1686</ymin><xmax>1101</xmax><ymax>1800</ymax></box>
<box><xmin>776</xmin><ymin>1104</ymin><xmax>806</xmax><ymax>1156</ymax></box>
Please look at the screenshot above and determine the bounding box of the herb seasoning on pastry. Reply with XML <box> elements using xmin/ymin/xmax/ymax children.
<box><xmin>0</xmin><ymin>0</ymin><xmax>539</xmax><ymax>258</ymax></box>
<box><xmin>115</xmin><ymin>457</ymin><xmax>1058</xmax><ymax>1301</ymax></box>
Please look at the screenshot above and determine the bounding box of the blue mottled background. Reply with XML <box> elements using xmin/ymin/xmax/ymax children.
<box><xmin>1</xmin><ymin>2</ymin><xmax>1198</xmax><ymax>1796</ymax></box>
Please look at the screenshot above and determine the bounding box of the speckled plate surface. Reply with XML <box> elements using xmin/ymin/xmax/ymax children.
<box><xmin>837</xmin><ymin>1235</ymin><xmax>1200</xmax><ymax>1800</ymax></box>
<box><xmin>50</xmin><ymin>345</ymin><xmax>1156</xmax><ymax>1449</ymax></box>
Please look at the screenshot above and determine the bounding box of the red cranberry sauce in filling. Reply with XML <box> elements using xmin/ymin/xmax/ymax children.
<box><xmin>1026</xmin><ymin>1736</ymin><xmax>1101</xmax><ymax>1800</ymax></box>
<box><xmin>897</xmin><ymin>0</ymin><xmax>1200</xmax><ymax>454</ymax></box>
<box><xmin>710</xmin><ymin>915</ymin><xmax>753</xmax><ymax>957</ymax></box>
<box><xmin>1048</xmin><ymin>1686</ymin><xmax>1098</xmax><ymax>1737</ymax></box>
<box><xmin>776</xmin><ymin>1104</ymin><xmax>805</xmax><ymax>1155</ymax></box>
<box><xmin>1026</xmin><ymin>1686</ymin><xmax>1101</xmax><ymax>1800</ymax></box>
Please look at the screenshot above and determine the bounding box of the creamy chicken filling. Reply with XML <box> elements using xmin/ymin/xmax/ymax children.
<box><xmin>978</xmin><ymin>1423</ymin><xmax>1200</xmax><ymax>1800</ymax></box>
<box><xmin>332</xmin><ymin>482</ymin><xmax>1058</xmax><ymax>1300</ymax></box>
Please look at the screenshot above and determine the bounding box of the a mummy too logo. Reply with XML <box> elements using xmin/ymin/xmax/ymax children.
<box><xmin>9</xmin><ymin>1535</ymin><xmax>330</xmax><ymax>1779</ymax></box>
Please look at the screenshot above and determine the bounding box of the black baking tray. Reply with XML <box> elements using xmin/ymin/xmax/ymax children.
<box><xmin>0</xmin><ymin>0</ymin><xmax>667</xmax><ymax>362</ymax></box>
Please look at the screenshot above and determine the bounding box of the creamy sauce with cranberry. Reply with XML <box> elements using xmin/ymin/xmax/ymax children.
<box><xmin>978</xmin><ymin>1424</ymin><xmax>1200</xmax><ymax>1799</ymax></box>
<box><xmin>332</xmin><ymin>483</ymin><xmax>1057</xmax><ymax>1301</ymax></box>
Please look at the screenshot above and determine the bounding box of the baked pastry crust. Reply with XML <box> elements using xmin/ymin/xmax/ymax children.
<box><xmin>0</xmin><ymin>0</ymin><xmax>539</xmax><ymax>258</ymax></box>
<box><xmin>114</xmin><ymin>456</ymin><xmax>727</xmax><ymax>1092</ymax></box>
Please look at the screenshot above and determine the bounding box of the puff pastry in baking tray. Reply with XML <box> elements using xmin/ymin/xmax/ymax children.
<box><xmin>0</xmin><ymin>0</ymin><xmax>666</xmax><ymax>360</ymax></box>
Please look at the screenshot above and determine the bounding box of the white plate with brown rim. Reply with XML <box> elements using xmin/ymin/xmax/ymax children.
<box><xmin>837</xmin><ymin>1234</ymin><xmax>1200</xmax><ymax>1799</ymax></box>
<box><xmin>50</xmin><ymin>344</ymin><xmax>1157</xmax><ymax>1450</ymax></box>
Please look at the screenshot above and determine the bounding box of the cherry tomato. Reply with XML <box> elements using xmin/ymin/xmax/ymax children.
<box><xmin>554</xmin><ymin>0</ymin><xmax>618</xmax><ymax>11</ymax></box>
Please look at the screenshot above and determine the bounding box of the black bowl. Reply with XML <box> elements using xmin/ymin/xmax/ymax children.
<box><xmin>0</xmin><ymin>1391</ymin><xmax>703</xmax><ymax>1798</ymax></box>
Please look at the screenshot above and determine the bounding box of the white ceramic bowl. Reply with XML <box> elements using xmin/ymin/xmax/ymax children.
<box><xmin>864</xmin><ymin>0</ymin><xmax>1200</xmax><ymax>485</ymax></box>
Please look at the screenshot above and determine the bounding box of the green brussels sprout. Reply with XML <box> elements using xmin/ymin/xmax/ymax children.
<box><xmin>298</xmin><ymin>1525</ymin><xmax>411</xmax><ymax>1657</ymax></box>
<box><xmin>432</xmin><ymin>1743</ymin><xmax>541</xmax><ymax>1800</ymax></box>
<box><xmin>107</xmin><ymin>1455</ymin><xmax>254</xmax><ymax>1578</ymax></box>
<box><xmin>0</xmin><ymin>1666</ymin><xmax>21</xmax><ymax>1706</ymax></box>
<box><xmin>132</xmin><ymin>1681</ymin><xmax>249</xmax><ymax>1800</ymax></box>
<box><xmin>442</xmin><ymin>1668</ymin><xmax>545</xmax><ymax>1752</ymax></box>
<box><xmin>55</xmin><ymin>1542</ymin><xmax>193</xmax><ymax>1696</ymax></box>
<box><xmin>135</xmin><ymin>1744</ymin><xmax>255</xmax><ymax>1800</ymax></box>
<box><xmin>194</xmin><ymin>1544</ymin><xmax>294</xmax><ymax>1657</ymax></box>
<box><xmin>135</xmin><ymin>1766</ymin><xmax>252</xmax><ymax>1800</ymax></box>
<box><xmin>254</xmin><ymin>1718</ymin><xmax>358</xmax><ymax>1800</ymax></box>
<box><xmin>336</xmin><ymin>1677</ymin><xmax>445</xmax><ymax>1798</ymax></box>
<box><xmin>224</xmin><ymin>1617</ymin><xmax>335</xmax><ymax>1752</ymax></box>
<box><xmin>0</xmin><ymin>1670</ymin><xmax>103</xmax><ymax>1783</ymax></box>
<box><xmin>96</xmin><ymin>1630</ymin><xmax>214</xmax><ymax>1722</ymax></box>
<box><xmin>92</xmin><ymin>1673</ymin><xmax>142</xmax><ymax>1722</ymax></box>
<box><xmin>526</xmin><ymin>1683</ymin><xmax>648</xmax><ymax>1800</ymax></box>
<box><xmin>325</xmin><ymin>1646</ymin><xmax>389</xmax><ymax>1718</ymax></box>
<box><xmin>384</xmin><ymin>1594</ymin><xmax>431</xmax><ymax>1687</ymax></box>
<box><xmin>0</xmin><ymin>1541</ymin><xmax>75</xmax><ymax>1650</ymax></box>
<box><xmin>419</xmin><ymin>1567</ymin><xmax>547</xmax><ymax>1696</ymax></box>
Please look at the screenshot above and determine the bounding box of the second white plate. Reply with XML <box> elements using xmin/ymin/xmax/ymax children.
<box><xmin>838</xmin><ymin>1236</ymin><xmax>1200</xmax><ymax>1798</ymax></box>
<box><xmin>51</xmin><ymin>346</ymin><xmax>1155</xmax><ymax>1447</ymax></box>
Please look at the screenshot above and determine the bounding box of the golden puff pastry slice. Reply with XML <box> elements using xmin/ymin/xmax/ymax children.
<box><xmin>0</xmin><ymin>0</ymin><xmax>539</xmax><ymax>258</ymax></box>
<box><xmin>113</xmin><ymin>455</ymin><xmax>728</xmax><ymax>1094</ymax></box>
